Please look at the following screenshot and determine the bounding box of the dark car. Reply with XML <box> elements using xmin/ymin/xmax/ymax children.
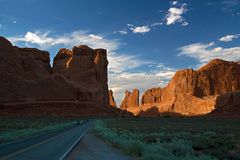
<box><xmin>74</xmin><ymin>121</ymin><xmax>82</xmax><ymax>125</ymax></box>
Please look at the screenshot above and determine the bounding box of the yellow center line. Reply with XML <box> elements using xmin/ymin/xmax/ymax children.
<box><xmin>0</xmin><ymin>127</ymin><xmax>76</xmax><ymax>160</ymax></box>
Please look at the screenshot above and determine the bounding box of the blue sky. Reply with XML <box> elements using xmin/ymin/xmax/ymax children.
<box><xmin>1</xmin><ymin>0</ymin><xmax>240</xmax><ymax>105</ymax></box>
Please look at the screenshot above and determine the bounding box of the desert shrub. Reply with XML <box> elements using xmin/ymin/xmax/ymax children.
<box><xmin>163</xmin><ymin>139</ymin><xmax>193</xmax><ymax>157</ymax></box>
<box><xmin>0</xmin><ymin>118</ymin><xmax>73</xmax><ymax>143</ymax></box>
<box><xmin>93</xmin><ymin>120</ymin><xmax>219</xmax><ymax>160</ymax></box>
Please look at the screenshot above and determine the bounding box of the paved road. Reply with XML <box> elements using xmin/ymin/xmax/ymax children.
<box><xmin>0</xmin><ymin>121</ymin><xmax>91</xmax><ymax>160</ymax></box>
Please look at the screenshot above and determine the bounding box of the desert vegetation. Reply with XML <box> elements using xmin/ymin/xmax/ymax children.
<box><xmin>93</xmin><ymin>118</ymin><xmax>240</xmax><ymax>160</ymax></box>
<box><xmin>0</xmin><ymin>117</ymin><xmax>75</xmax><ymax>144</ymax></box>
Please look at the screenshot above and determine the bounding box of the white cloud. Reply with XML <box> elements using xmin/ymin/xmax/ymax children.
<box><xmin>88</xmin><ymin>34</ymin><xmax>103</xmax><ymax>40</ymax></box>
<box><xmin>172</xmin><ymin>1</ymin><xmax>178</xmax><ymax>5</ymax></box>
<box><xmin>178</xmin><ymin>42</ymin><xmax>240</xmax><ymax>64</ymax></box>
<box><xmin>130</xmin><ymin>26</ymin><xmax>151</xmax><ymax>34</ymax></box>
<box><xmin>165</xmin><ymin>4</ymin><xmax>187</xmax><ymax>25</ymax></box>
<box><xmin>8</xmin><ymin>31</ymin><xmax>118</xmax><ymax>52</ymax></box>
<box><xmin>126</xmin><ymin>24</ymin><xmax>134</xmax><ymax>27</ymax></box>
<box><xmin>15</xmin><ymin>31</ymin><xmax>54</xmax><ymax>45</ymax></box>
<box><xmin>219</xmin><ymin>34</ymin><xmax>239</xmax><ymax>42</ymax></box>
<box><xmin>181</xmin><ymin>21</ymin><xmax>189</xmax><ymax>26</ymax></box>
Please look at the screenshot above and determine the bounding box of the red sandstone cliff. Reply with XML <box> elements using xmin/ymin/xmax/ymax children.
<box><xmin>0</xmin><ymin>36</ymin><xmax>129</xmax><ymax>117</ymax></box>
<box><xmin>121</xmin><ymin>59</ymin><xmax>240</xmax><ymax>116</ymax></box>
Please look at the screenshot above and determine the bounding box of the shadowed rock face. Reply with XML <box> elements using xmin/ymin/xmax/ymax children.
<box><xmin>121</xmin><ymin>59</ymin><xmax>240</xmax><ymax>116</ymax></box>
<box><xmin>109</xmin><ymin>90</ymin><xmax>117</xmax><ymax>108</ymax></box>
<box><xmin>52</xmin><ymin>45</ymin><xmax>109</xmax><ymax>108</ymax></box>
<box><xmin>0</xmin><ymin>36</ymin><xmax>111</xmax><ymax>116</ymax></box>
<box><xmin>209</xmin><ymin>91</ymin><xmax>240</xmax><ymax>118</ymax></box>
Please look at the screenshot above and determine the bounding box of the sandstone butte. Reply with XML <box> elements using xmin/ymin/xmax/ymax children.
<box><xmin>0</xmin><ymin>36</ymin><xmax>132</xmax><ymax>117</ymax></box>
<box><xmin>120</xmin><ymin>59</ymin><xmax>240</xmax><ymax>117</ymax></box>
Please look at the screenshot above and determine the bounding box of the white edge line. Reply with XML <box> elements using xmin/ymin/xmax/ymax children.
<box><xmin>58</xmin><ymin>123</ymin><xmax>92</xmax><ymax>160</ymax></box>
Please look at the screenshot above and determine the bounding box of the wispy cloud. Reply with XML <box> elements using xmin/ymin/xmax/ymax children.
<box><xmin>219</xmin><ymin>34</ymin><xmax>239</xmax><ymax>42</ymax></box>
<box><xmin>222</xmin><ymin>0</ymin><xmax>240</xmax><ymax>11</ymax></box>
<box><xmin>108</xmin><ymin>53</ymin><xmax>152</xmax><ymax>74</ymax></box>
<box><xmin>151</xmin><ymin>22</ymin><xmax>163</xmax><ymax>27</ymax></box>
<box><xmin>109</xmin><ymin>64</ymin><xmax>176</xmax><ymax>105</ymax></box>
<box><xmin>114</xmin><ymin>30</ymin><xmax>128</xmax><ymax>35</ymax></box>
<box><xmin>178</xmin><ymin>41</ymin><xmax>240</xmax><ymax>64</ymax></box>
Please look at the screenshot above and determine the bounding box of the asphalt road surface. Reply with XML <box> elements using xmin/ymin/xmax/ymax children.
<box><xmin>0</xmin><ymin>121</ymin><xmax>92</xmax><ymax>160</ymax></box>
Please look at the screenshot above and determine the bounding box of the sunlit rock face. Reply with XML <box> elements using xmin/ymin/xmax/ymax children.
<box><xmin>121</xmin><ymin>59</ymin><xmax>240</xmax><ymax>117</ymax></box>
<box><xmin>109</xmin><ymin>90</ymin><xmax>117</xmax><ymax>108</ymax></box>
<box><xmin>0</xmin><ymin>36</ymin><xmax>111</xmax><ymax>116</ymax></box>
<box><xmin>120</xmin><ymin>89</ymin><xmax>140</xmax><ymax>115</ymax></box>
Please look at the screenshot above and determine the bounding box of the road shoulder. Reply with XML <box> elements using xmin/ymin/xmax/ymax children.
<box><xmin>66</xmin><ymin>131</ymin><xmax>133</xmax><ymax>160</ymax></box>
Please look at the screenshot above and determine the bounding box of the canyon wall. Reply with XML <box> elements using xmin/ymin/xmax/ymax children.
<box><xmin>121</xmin><ymin>59</ymin><xmax>240</xmax><ymax>116</ymax></box>
<box><xmin>0</xmin><ymin>36</ymin><xmax>127</xmax><ymax>117</ymax></box>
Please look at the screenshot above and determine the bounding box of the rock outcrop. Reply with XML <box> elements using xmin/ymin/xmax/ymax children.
<box><xmin>52</xmin><ymin>45</ymin><xmax>109</xmax><ymax>108</ymax></box>
<box><xmin>109</xmin><ymin>90</ymin><xmax>117</xmax><ymax>107</ymax></box>
<box><xmin>208</xmin><ymin>91</ymin><xmax>240</xmax><ymax>118</ymax></box>
<box><xmin>141</xmin><ymin>88</ymin><xmax>162</xmax><ymax>104</ymax></box>
<box><xmin>0</xmin><ymin>36</ymin><xmax>130</xmax><ymax>117</ymax></box>
<box><xmin>120</xmin><ymin>89</ymin><xmax>140</xmax><ymax>115</ymax></box>
<box><xmin>121</xmin><ymin>59</ymin><xmax>240</xmax><ymax>116</ymax></box>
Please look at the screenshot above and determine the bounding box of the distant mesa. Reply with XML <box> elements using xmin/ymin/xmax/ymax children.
<box><xmin>120</xmin><ymin>59</ymin><xmax>240</xmax><ymax>117</ymax></box>
<box><xmin>0</xmin><ymin>36</ymin><xmax>130</xmax><ymax>117</ymax></box>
